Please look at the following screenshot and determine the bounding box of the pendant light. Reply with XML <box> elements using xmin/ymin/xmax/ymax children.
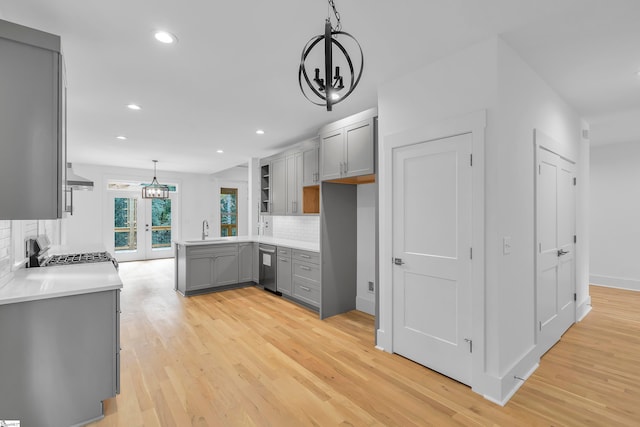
<box><xmin>298</xmin><ymin>0</ymin><xmax>364</xmax><ymax>111</ymax></box>
<box><xmin>142</xmin><ymin>160</ymin><xmax>169</xmax><ymax>199</ymax></box>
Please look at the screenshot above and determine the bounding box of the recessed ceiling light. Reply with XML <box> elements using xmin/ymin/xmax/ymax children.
<box><xmin>256</xmin><ymin>129</ymin><xmax>265</xmax><ymax>135</ymax></box>
<box><xmin>116</xmin><ymin>135</ymin><xmax>127</xmax><ymax>140</ymax></box>
<box><xmin>127</xmin><ymin>104</ymin><xmax>141</xmax><ymax>110</ymax></box>
<box><xmin>217</xmin><ymin>149</ymin><xmax>224</xmax><ymax>154</ymax></box>
<box><xmin>154</xmin><ymin>31</ymin><xmax>177</xmax><ymax>44</ymax></box>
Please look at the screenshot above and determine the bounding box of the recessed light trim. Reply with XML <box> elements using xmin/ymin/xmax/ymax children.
<box><xmin>256</xmin><ymin>129</ymin><xmax>265</xmax><ymax>135</ymax></box>
<box><xmin>217</xmin><ymin>149</ymin><xmax>224</xmax><ymax>154</ymax></box>
<box><xmin>127</xmin><ymin>104</ymin><xmax>141</xmax><ymax>110</ymax></box>
<box><xmin>154</xmin><ymin>31</ymin><xmax>177</xmax><ymax>44</ymax></box>
<box><xmin>116</xmin><ymin>135</ymin><xmax>127</xmax><ymax>140</ymax></box>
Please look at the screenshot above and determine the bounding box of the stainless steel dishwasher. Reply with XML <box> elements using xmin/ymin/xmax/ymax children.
<box><xmin>259</xmin><ymin>244</ymin><xmax>278</xmax><ymax>294</ymax></box>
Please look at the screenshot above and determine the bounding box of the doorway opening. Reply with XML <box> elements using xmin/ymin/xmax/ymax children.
<box><xmin>107</xmin><ymin>180</ymin><xmax>178</xmax><ymax>262</ymax></box>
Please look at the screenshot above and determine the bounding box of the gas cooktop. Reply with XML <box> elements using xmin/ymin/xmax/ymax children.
<box><xmin>43</xmin><ymin>252</ymin><xmax>114</xmax><ymax>266</ymax></box>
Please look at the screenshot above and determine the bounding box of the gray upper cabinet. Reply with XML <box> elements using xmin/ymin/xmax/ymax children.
<box><xmin>270</xmin><ymin>157</ymin><xmax>287</xmax><ymax>215</ymax></box>
<box><xmin>286</xmin><ymin>152</ymin><xmax>303</xmax><ymax>214</ymax></box>
<box><xmin>320</xmin><ymin>129</ymin><xmax>344</xmax><ymax>181</ymax></box>
<box><xmin>0</xmin><ymin>19</ymin><xmax>65</xmax><ymax>219</ymax></box>
<box><xmin>344</xmin><ymin>120</ymin><xmax>375</xmax><ymax>177</ymax></box>
<box><xmin>320</xmin><ymin>116</ymin><xmax>375</xmax><ymax>181</ymax></box>
<box><xmin>302</xmin><ymin>141</ymin><xmax>320</xmax><ymax>186</ymax></box>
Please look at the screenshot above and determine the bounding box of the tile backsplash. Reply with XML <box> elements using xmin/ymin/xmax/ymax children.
<box><xmin>0</xmin><ymin>219</ymin><xmax>58</xmax><ymax>287</ymax></box>
<box><xmin>272</xmin><ymin>216</ymin><xmax>320</xmax><ymax>243</ymax></box>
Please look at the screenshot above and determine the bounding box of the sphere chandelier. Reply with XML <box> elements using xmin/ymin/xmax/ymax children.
<box><xmin>299</xmin><ymin>0</ymin><xmax>364</xmax><ymax>111</ymax></box>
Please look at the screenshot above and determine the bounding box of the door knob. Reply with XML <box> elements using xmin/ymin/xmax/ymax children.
<box><xmin>557</xmin><ymin>249</ymin><xmax>569</xmax><ymax>257</ymax></box>
<box><xmin>394</xmin><ymin>258</ymin><xmax>405</xmax><ymax>265</ymax></box>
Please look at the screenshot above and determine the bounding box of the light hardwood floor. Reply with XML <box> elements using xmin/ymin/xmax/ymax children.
<box><xmin>89</xmin><ymin>259</ymin><xmax>640</xmax><ymax>426</ymax></box>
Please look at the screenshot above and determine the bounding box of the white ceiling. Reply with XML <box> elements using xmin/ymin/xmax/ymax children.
<box><xmin>1</xmin><ymin>0</ymin><xmax>639</xmax><ymax>174</ymax></box>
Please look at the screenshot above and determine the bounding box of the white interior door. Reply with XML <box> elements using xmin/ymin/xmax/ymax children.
<box><xmin>537</xmin><ymin>147</ymin><xmax>576</xmax><ymax>355</ymax></box>
<box><xmin>109</xmin><ymin>192</ymin><xmax>177</xmax><ymax>262</ymax></box>
<box><xmin>392</xmin><ymin>133</ymin><xmax>473</xmax><ymax>385</ymax></box>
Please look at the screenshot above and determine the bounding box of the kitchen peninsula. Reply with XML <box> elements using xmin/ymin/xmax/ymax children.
<box><xmin>0</xmin><ymin>262</ymin><xmax>122</xmax><ymax>426</ymax></box>
<box><xmin>175</xmin><ymin>236</ymin><xmax>320</xmax><ymax>309</ymax></box>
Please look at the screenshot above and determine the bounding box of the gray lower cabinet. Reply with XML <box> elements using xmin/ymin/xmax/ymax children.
<box><xmin>177</xmin><ymin>243</ymin><xmax>256</xmax><ymax>295</ymax></box>
<box><xmin>239</xmin><ymin>242</ymin><xmax>253</xmax><ymax>283</ymax></box>
<box><xmin>0</xmin><ymin>289</ymin><xmax>120</xmax><ymax>426</ymax></box>
<box><xmin>276</xmin><ymin>246</ymin><xmax>292</xmax><ymax>296</ymax></box>
<box><xmin>291</xmin><ymin>249</ymin><xmax>321</xmax><ymax>308</ymax></box>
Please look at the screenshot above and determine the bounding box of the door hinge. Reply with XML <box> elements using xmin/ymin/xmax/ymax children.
<box><xmin>464</xmin><ymin>338</ymin><xmax>473</xmax><ymax>353</ymax></box>
<box><xmin>573</xmin><ymin>177</ymin><xmax>577</xmax><ymax>186</ymax></box>
<box><xmin>574</xmin><ymin>293</ymin><xmax>577</xmax><ymax>301</ymax></box>
<box><xmin>538</xmin><ymin>164</ymin><xmax>541</xmax><ymax>174</ymax></box>
<box><xmin>470</xmin><ymin>247</ymin><xmax>473</xmax><ymax>260</ymax></box>
<box><xmin>470</xmin><ymin>154</ymin><xmax>473</xmax><ymax>166</ymax></box>
<box><xmin>574</xmin><ymin>235</ymin><xmax>577</xmax><ymax>244</ymax></box>
<box><xmin>539</xmin><ymin>321</ymin><xmax>542</xmax><ymax>331</ymax></box>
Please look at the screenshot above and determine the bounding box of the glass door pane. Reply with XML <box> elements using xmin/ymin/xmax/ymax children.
<box><xmin>114</xmin><ymin>197</ymin><xmax>138</xmax><ymax>252</ymax></box>
<box><xmin>220</xmin><ymin>188</ymin><xmax>237</xmax><ymax>237</ymax></box>
<box><xmin>151</xmin><ymin>198</ymin><xmax>171</xmax><ymax>249</ymax></box>
<box><xmin>145</xmin><ymin>194</ymin><xmax>177</xmax><ymax>260</ymax></box>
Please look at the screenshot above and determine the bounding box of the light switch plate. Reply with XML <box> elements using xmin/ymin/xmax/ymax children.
<box><xmin>503</xmin><ymin>236</ymin><xmax>512</xmax><ymax>255</ymax></box>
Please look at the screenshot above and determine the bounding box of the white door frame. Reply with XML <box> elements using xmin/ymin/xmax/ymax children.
<box><xmin>378</xmin><ymin>110</ymin><xmax>486</xmax><ymax>394</ymax></box>
<box><xmin>533</xmin><ymin>130</ymin><xmax>577</xmax><ymax>355</ymax></box>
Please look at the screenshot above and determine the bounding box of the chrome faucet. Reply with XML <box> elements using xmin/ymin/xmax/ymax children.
<box><xmin>202</xmin><ymin>220</ymin><xmax>209</xmax><ymax>240</ymax></box>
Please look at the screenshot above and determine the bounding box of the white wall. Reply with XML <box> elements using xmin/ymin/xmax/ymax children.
<box><xmin>356</xmin><ymin>183</ymin><xmax>376</xmax><ymax>315</ymax></box>
<box><xmin>63</xmin><ymin>163</ymin><xmax>215</xmax><ymax>250</ymax></box>
<box><xmin>377</xmin><ymin>36</ymin><xmax>589</xmax><ymax>404</ymax></box>
<box><xmin>590</xmin><ymin>141</ymin><xmax>640</xmax><ymax>291</ymax></box>
<box><xmin>491</xmin><ymin>39</ymin><xmax>588</xmax><ymax>395</ymax></box>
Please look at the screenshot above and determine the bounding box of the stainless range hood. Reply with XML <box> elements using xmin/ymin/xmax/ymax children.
<box><xmin>66</xmin><ymin>162</ymin><xmax>94</xmax><ymax>190</ymax></box>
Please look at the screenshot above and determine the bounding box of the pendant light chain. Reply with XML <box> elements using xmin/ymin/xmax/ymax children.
<box><xmin>327</xmin><ymin>0</ymin><xmax>342</xmax><ymax>32</ymax></box>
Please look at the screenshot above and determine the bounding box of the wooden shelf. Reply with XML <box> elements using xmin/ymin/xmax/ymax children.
<box><xmin>303</xmin><ymin>185</ymin><xmax>320</xmax><ymax>214</ymax></box>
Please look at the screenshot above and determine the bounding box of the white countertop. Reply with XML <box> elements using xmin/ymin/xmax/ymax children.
<box><xmin>175</xmin><ymin>236</ymin><xmax>319</xmax><ymax>252</ymax></box>
<box><xmin>0</xmin><ymin>262</ymin><xmax>122</xmax><ymax>306</ymax></box>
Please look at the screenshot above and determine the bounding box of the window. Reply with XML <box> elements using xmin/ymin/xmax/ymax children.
<box><xmin>220</xmin><ymin>188</ymin><xmax>237</xmax><ymax>237</ymax></box>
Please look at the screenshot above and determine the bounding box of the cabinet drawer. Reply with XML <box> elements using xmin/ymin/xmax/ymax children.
<box><xmin>292</xmin><ymin>249</ymin><xmax>319</xmax><ymax>264</ymax></box>
<box><xmin>187</xmin><ymin>244</ymin><xmax>237</xmax><ymax>257</ymax></box>
<box><xmin>293</xmin><ymin>279</ymin><xmax>320</xmax><ymax>307</ymax></box>
<box><xmin>277</xmin><ymin>246</ymin><xmax>291</xmax><ymax>257</ymax></box>
<box><xmin>292</xmin><ymin>260</ymin><xmax>320</xmax><ymax>283</ymax></box>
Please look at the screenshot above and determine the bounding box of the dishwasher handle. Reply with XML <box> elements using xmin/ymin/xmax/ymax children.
<box><xmin>260</xmin><ymin>247</ymin><xmax>276</xmax><ymax>254</ymax></box>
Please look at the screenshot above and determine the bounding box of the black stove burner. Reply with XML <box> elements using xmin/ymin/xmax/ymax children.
<box><xmin>43</xmin><ymin>252</ymin><xmax>113</xmax><ymax>266</ymax></box>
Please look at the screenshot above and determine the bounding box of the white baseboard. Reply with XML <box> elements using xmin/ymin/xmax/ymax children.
<box><xmin>576</xmin><ymin>296</ymin><xmax>592</xmax><ymax>322</ymax></box>
<box><xmin>356</xmin><ymin>296</ymin><xmax>375</xmax><ymax>315</ymax></box>
<box><xmin>481</xmin><ymin>346</ymin><xmax>539</xmax><ymax>405</ymax></box>
<box><xmin>376</xmin><ymin>329</ymin><xmax>391</xmax><ymax>353</ymax></box>
<box><xmin>590</xmin><ymin>274</ymin><xmax>640</xmax><ymax>291</ymax></box>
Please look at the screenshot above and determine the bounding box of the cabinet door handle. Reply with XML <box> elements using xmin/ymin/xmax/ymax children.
<box><xmin>300</xmin><ymin>265</ymin><xmax>311</xmax><ymax>271</ymax></box>
<box><xmin>344</xmin><ymin>161</ymin><xmax>348</xmax><ymax>174</ymax></box>
<box><xmin>300</xmin><ymin>285</ymin><xmax>311</xmax><ymax>292</ymax></box>
<box><xmin>300</xmin><ymin>254</ymin><xmax>311</xmax><ymax>259</ymax></box>
<box><xmin>280</xmin><ymin>258</ymin><xmax>288</xmax><ymax>262</ymax></box>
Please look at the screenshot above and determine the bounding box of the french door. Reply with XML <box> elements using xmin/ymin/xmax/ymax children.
<box><xmin>536</xmin><ymin>142</ymin><xmax>576</xmax><ymax>356</ymax></box>
<box><xmin>109</xmin><ymin>191</ymin><xmax>177</xmax><ymax>262</ymax></box>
